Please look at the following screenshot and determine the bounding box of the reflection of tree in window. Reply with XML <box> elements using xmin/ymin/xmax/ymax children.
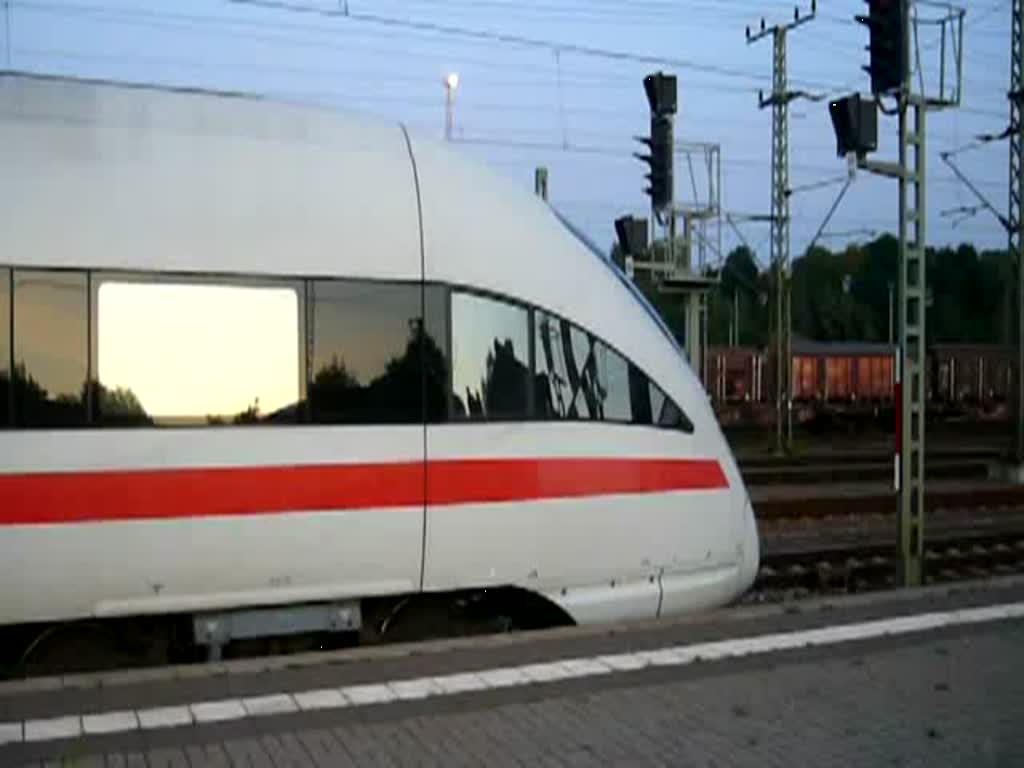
<box><xmin>482</xmin><ymin>338</ymin><xmax>529</xmax><ymax>417</ymax></box>
<box><xmin>534</xmin><ymin>313</ymin><xmax>573</xmax><ymax>419</ymax></box>
<box><xmin>628</xmin><ymin>364</ymin><xmax>653</xmax><ymax>425</ymax></box>
<box><xmin>520</xmin><ymin>303</ymin><xmax>693</xmax><ymax>432</ymax></box>
<box><xmin>422</xmin><ymin>285</ymin><xmax>451</xmax><ymax>422</ymax></box>
<box><xmin>451</xmin><ymin>293</ymin><xmax>529</xmax><ymax>420</ymax></box>
<box><xmin>13</xmin><ymin>271</ymin><xmax>88</xmax><ymax>428</ymax></box>
<box><xmin>94</xmin><ymin>380</ymin><xmax>152</xmax><ymax>426</ymax></box>
<box><xmin>567</xmin><ymin>325</ymin><xmax>597</xmax><ymax>418</ymax></box>
<box><xmin>310</xmin><ymin>320</ymin><xmax>420</xmax><ymax>424</ymax></box>
<box><xmin>310</xmin><ymin>281</ymin><xmax>448</xmax><ymax>424</ymax></box>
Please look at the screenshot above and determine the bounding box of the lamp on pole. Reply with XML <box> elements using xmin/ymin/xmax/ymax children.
<box><xmin>444</xmin><ymin>72</ymin><xmax>459</xmax><ymax>141</ymax></box>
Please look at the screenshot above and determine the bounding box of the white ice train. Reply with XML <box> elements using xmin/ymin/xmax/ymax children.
<box><xmin>0</xmin><ymin>73</ymin><xmax>758</xmax><ymax>658</ymax></box>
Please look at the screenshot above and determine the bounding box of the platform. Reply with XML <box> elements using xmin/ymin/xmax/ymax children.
<box><xmin>2</xmin><ymin>578</ymin><xmax>1024</xmax><ymax>766</ymax></box>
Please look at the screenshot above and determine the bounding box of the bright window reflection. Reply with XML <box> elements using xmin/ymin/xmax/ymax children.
<box><xmin>98</xmin><ymin>281</ymin><xmax>300</xmax><ymax>424</ymax></box>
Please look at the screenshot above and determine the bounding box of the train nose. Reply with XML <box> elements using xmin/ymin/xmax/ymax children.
<box><xmin>737</xmin><ymin>496</ymin><xmax>760</xmax><ymax>594</ymax></box>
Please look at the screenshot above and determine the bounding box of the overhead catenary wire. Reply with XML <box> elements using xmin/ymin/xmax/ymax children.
<box><xmin>3</xmin><ymin>0</ymin><xmax>1010</xmax><ymax>256</ymax></box>
<box><xmin>225</xmin><ymin>0</ymin><xmax>852</xmax><ymax>92</ymax></box>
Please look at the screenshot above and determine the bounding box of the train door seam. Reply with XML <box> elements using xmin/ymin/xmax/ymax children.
<box><xmin>655</xmin><ymin>566</ymin><xmax>665</xmax><ymax>618</ymax></box>
<box><xmin>400</xmin><ymin>122</ymin><xmax>429</xmax><ymax>593</ymax></box>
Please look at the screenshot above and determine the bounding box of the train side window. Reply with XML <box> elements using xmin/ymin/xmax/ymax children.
<box><xmin>534</xmin><ymin>312</ymin><xmax>604</xmax><ymax>421</ymax></box>
<box><xmin>540</xmin><ymin>321</ymin><xmax>634</xmax><ymax>423</ymax></box>
<box><xmin>451</xmin><ymin>291</ymin><xmax>530</xmax><ymax>420</ymax></box>
<box><xmin>592</xmin><ymin>340</ymin><xmax>633</xmax><ymax>422</ymax></box>
<box><xmin>309</xmin><ymin>280</ymin><xmax>424</xmax><ymax>424</ymax></box>
<box><xmin>1</xmin><ymin>269</ymin><xmax>9</xmax><ymax>427</ymax></box>
<box><xmin>628</xmin><ymin>363</ymin><xmax>653</xmax><ymax>425</ymax></box>
<box><xmin>534</xmin><ymin>311</ymin><xmax>574</xmax><ymax>419</ymax></box>
<box><xmin>13</xmin><ymin>270</ymin><xmax>89</xmax><ymax>428</ymax></box>
<box><xmin>653</xmin><ymin>382</ymin><xmax>694</xmax><ymax>432</ymax></box>
<box><xmin>567</xmin><ymin>324</ymin><xmax>599</xmax><ymax>418</ymax></box>
<box><xmin>423</xmin><ymin>284</ymin><xmax>451</xmax><ymax>423</ymax></box>
<box><xmin>96</xmin><ymin>280</ymin><xmax>301</xmax><ymax>426</ymax></box>
<box><xmin>532</xmin><ymin>306</ymin><xmax>692</xmax><ymax>431</ymax></box>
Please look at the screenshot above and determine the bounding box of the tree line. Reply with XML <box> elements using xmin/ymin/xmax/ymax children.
<box><xmin>612</xmin><ymin>234</ymin><xmax>1013</xmax><ymax>348</ymax></box>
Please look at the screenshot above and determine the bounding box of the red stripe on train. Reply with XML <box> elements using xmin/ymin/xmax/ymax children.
<box><xmin>427</xmin><ymin>458</ymin><xmax>727</xmax><ymax>505</ymax></box>
<box><xmin>0</xmin><ymin>458</ymin><xmax>728</xmax><ymax>525</ymax></box>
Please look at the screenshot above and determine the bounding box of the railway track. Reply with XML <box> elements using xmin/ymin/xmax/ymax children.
<box><xmin>738</xmin><ymin>445</ymin><xmax>1001</xmax><ymax>486</ymax></box>
<box><xmin>750</xmin><ymin>479</ymin><xmax>1024</xmax><ymax>520</ymax></box>
<box><xmin>751</xmin><ymin>505</ymin><xmax>1024</xmax><ymax>601</ymax></box>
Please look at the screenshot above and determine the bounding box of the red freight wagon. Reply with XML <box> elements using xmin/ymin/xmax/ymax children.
<box><xmin>791</xmin><ymin>340</ymin><xmax>895</xmax><ymax>403</ymax></box>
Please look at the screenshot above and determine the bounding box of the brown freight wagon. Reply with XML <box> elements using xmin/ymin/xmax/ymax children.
<box><xmin>929</xmin><ymin>343</ymin><xmax>1014</xmax><ymax>406</ymax></box>
<box><xmin>706</xmin><ymin>346</ymin><xmax>766</xmax><ymax>405</ymax></box>
<box><xmin>789</xmin><ymin>339</ymin><xmax>896</xmax><ymax>404</ymax></box>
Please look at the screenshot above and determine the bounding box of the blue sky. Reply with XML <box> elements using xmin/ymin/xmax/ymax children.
<box><xmin>1</xmin><ymin>0</ymin><xmax>1013</xmax><ymax>270</ymax></box>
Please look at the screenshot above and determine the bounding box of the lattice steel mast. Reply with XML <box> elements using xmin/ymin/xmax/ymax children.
<box><xmin>746</xmin><ymin>2</ymin><xmax>816</xmax><ymax>455</ymax></box>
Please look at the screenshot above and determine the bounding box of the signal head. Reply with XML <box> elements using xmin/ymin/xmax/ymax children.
<box><xmin>643</xmin><ymin>72</ymin><xmax>678</xmax><ymax>116</ymax></box>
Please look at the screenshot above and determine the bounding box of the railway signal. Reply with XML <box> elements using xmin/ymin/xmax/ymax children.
<box><xmin>615</xmin><ymin>215</ymin><xmax>649</xmax><ymax>280</ymax></box>
<box><xmin>635</xmin><ymin>72</ymin><xmax>676</xmax><ymax>211</ymax></box>
<box><xmin>615</xmin><ymin>215</ymin><xmax>648</xmax><ymax>257</ymax></box>
<box><xmin>643</xmin><ymin>72</ymin><xmax>677</xmax><ymax>117</ymax></box>
<box><xmin>856</xmin><ymin>0</ymin><xmax>907</xmax><ymax>95</ymax></box>
<box><xmin>828</xmin><ymin>93</ymin><xmax>878</xmax><ymax>158</ymax></box>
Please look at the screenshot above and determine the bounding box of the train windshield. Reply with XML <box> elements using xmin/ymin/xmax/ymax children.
<box><xmin>552</xmin><ymin>209</ymin><xmax>684</xmax><ymax>359</ymax></box>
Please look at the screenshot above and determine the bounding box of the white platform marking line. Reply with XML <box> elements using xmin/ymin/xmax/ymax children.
<box><xmin>190</xmin><ymin>699</ymin><xmax>247</xmax><ymax>724</ymax></box>
<box><xmin>561</xmin><ymin>658</ymin><xmax>614</xmax><ymax>676</ymax></box>
<box><xmin>477</xmin><ymin>667</ymin><xmax>530</xmax><ymax>687</ymax></box>
<box><xmin>388</xmin><ymin>677</ymin><xmax>444</xmax><ymax>700</ymax></box>
<box><xmin>597</xmin><ymin>653</ymin><xmax>649</xmax><ymax>672</ymax></box>
<box><xmin>23</xmin><ymin>715</ymin><xmax>82</xmax><ymax>742</ymax></box>
<box><xmin>81</xmin><ymin>710</ymin><xmax>139</xmax><ymax>735</ymax></box>
<box><xmin>0</xmin><ymin>721</ymin><xmax>22</xmax><ymax>746</ymax></box>
<box><xmin>137</xmin><ymin>705</ymin><xmax>193</xmax><ymax>729</ymax></box>
<box><xmin>636</xmin><ymin>648</ymin><xmax>689</xmax><ymax>666</ymax></box>
<box><xmin>293</xmin><ymin>688</ymin><xmax>348</xmax><ymax>711</ymax></box>
<box><xmin>241</xmin><ymin>693</ymin><xmax>298</xmax><ymax>717</ymax></box>
<box><xmin>340</xmin><ymin>683</ymin><xmax>395</xmax><ymax>705</ymax></box>
<box><xmin>430</xmin><ymin>672</ymin><xmax>488</xmax><ymax>693</ymax></box>
<box><xmin>520</xmin><ymin>661</ymin><xmax>577</xmax><ymax>681</ymax></box>
<box><xmin>8</xmin><ymin>600</ymin><xmax>1024</xmax><ymax>744</ymax></box>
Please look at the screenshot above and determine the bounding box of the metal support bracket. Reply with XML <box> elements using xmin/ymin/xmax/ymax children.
<box><xmin>193</xmin><ymin>601</ymin><xmax>362</xmax><ymax>662</ymax></box>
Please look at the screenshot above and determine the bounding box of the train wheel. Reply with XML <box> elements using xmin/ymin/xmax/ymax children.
<box><xmin>16</xmin><ymin>619</ymin><xmax>170</xmax><ymax>677</ymax></box>
<box><xmin>361</xmin><ymin>589</ymin><xmax>571</xmax><ymax>646</ymax></box>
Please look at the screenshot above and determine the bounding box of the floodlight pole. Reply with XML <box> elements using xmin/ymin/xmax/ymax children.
<box><xmin>746</xmin><ymin>1</ymin><xmax>816</xmax><ymax>455</ymax></box>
